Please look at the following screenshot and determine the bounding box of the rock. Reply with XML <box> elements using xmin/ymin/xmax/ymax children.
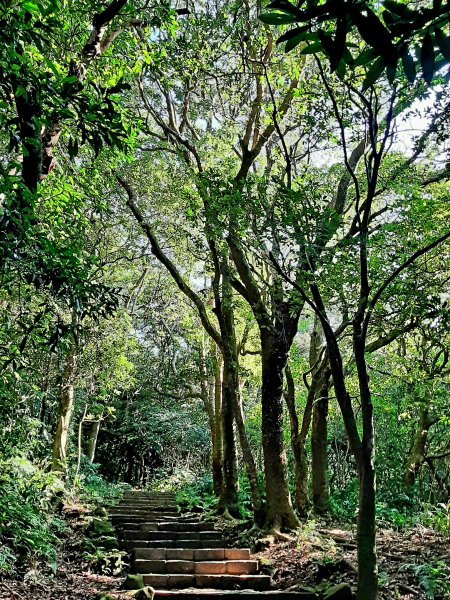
<box><xmin>124</xmin><ymin>574</ymin><xmax>145</xmax><ymax>590</ymax></box>
<box><xmin>324</xmin><ymin>583</ymin><xmax>353</xmax><ymax>600</ymax></box>
<box><xmin>91</xmin><ymin>517</ymin><xmax>114</xmax><ymax>536</ymax></box>
<box><xmin>126</xmin><ymin>587</ymin><xmax>154</xmax><ymax>599</ymax></box>
<box><xmin>94</xmin><ymin>506</ymin><xmax>109</xmax><ymax>517</ymax></box>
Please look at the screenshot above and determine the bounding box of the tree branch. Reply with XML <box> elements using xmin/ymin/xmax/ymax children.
<box><xmin>117</xmin><ymin>176</ymin><xmax>222</xmax><ymax>348</ymax></box>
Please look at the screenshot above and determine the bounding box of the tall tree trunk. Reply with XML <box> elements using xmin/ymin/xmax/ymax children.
<box><xmin>357</xmin><ymin>449</ymin><xmax>377</xmax><ymax>600</ymax></box>
<box><xmin>51</xmin><ymin>345</ymin><xmax>77</xmax><ymax>473</ymax></box>
<box><xmin>212</xmin><ymin>355</ymin><xmax>224</xmax><ymax>496</ymax></box>
<box><xmin>209</xmin><ymin>354</ymin><xmax>223</xmax><ymax>498</ymax></box>
<box><xmin>261</xmin><ymin>336</ymin><xmax>299</xmax><ymax>530</ymax></box>
<box><xmin>212</xmin><ymin>247</ymin><xmax>262</xmax><ymax>517</ymax></box>
<box><xmin>403</xmin><ymin>405</ymin><xmax>431</xmax><ymax>488</ymax></box>
<box><xmin>39</xmin><ymin>354</ymin><xmax>52</xmax><ymax>430</ymax></box>
<box><xmin>218</xmin><ymin>358</ymin><xmax>239</xmax><ymax>514</ymax></box>
<box><xmin>312</xmin><ymin>373</ymin><xmax>330</xmax><ymax>514</ymax></box>
<box><xmin>234</xmin><ymin>390</ymin><xmax>263</xmax><ymax>522</ymax></box>
<box><xmin>84</xmin><ymin>419</ymin><xmax>102</xmax><ymax>463</ymax></box>
<box><xmin>201</xmin><ymin>342</ymin><xmax>224</xmax><ymax>498</ymax></box>
<box><xmin>354</xmin><ymin>327</ymin><xmax>377</xmax><ymax>600</ymax></box>
<box><xmin>284</xmin><ymin>364</ymin><xmax>309</xmax><ymax>516</ymax></box>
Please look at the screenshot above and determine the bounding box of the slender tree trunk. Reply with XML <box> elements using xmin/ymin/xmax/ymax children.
<box><xmin>312</xmin><ymin>374</ymin><xmax>330</xmax><ymax>515</ymax></box>
<box><xmin>212</xmin><ymin>355</ymin><xmax>224</xmax><ymax>496</ymax></box>
<box><xmin>39</xmin><ymin>354</ymin><xmax>52</xmax><ymax>430</ymax></box>
<box><xmin>51</xmin><ymin>345</ymin><xmax>77</xmax><ymax>473</ymax></box>
<box><xmin>403</xmin><ymin>405</ymin><xmax>431</xmax><ymax>488</ymax></box>
<box><xmin>354</xmin><ymin>326</ymin><xmax>377</xmax><ymax>600</ymax></box>
<box><xmin>261</xmin><ymin>336</ymin><xmax>299</xmax><ymax>530</ymax></box>
<box><xmin>75</xmin><ymin>404</ymin><xmax>88</xmax><ymax>483</ymax></box>
<box><xmin>218</xmin><ymin>358</ymin><xmax>239</xmax><ymax>513</ymax></box>
<box><xmin>85</xmin><ymin>419</ymin><xmax>101</xmax><ymax>463</ymax></box>
<box><xmin>212</xmin><ymin>247</ymin><xmax>262</xmax><ymax>517</ymax></box>
<box><xmin>284</xmin><ymin>364</ymin><xmax>310</xmax><ymax>516</ymax></box>
<box><xmin>234</xmin><ymin>390</ymin><xmax>263</xmax><ymax>522</ymax></box>
<box><xmin>357</xmin><ymin>448</ymin><xmax>377</xmax><ymax>600</ymax></box>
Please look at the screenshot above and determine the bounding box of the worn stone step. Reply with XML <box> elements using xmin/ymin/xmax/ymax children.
<box><xmin>151</xmin><ymin>591</ymin><xmax>318</xmax><ymax>600</ymax></box>
<box><xmin>119</xmin><ymin>501</ymin><xmax>178</xmax><ymax>506</ymax></box>
<box><xmin>142</xmin><ymin>574</ymin><xmax>271</xmax><ymax>590</ymax></box>
<box><xmin>112</xmin><ymin>514</ymin><xmax>183</xmax><ymax>522</ymax></box>
<box><xmin>117</xmin><ymin>503</ymin><xmax>178</xmax><ymax>510</ymax></box>
<box><xmin>122</xmin><ymin>540</ymin><xmax>226</xmax><ymax>550</ymax></box>
<box><xmin>112</xmin><ymin>511</ymin><xmax>179</xmax><ymax>516</ymax></box>
<box><xmin>134</xmin><ymin>549</ymin><xmax>251</xmax><ymax>561</ymax></box>
<box><xmin>141</xmin><ymin>522</ymin><xmax>213</xmax><ymax>532</ymax></box>
<box><xmin>122</xmin><ymin>530</ymin><xmax>222</xmax><ymax>541</ymax></box>
<box><xmin>135</xmin><ymin>559</ymin><xmax>258</xmax><ymax>575</ymax></box>
<box><xmin>111</xmin><ymin>507</ymin><xmax>179</xmax><ymax>513</ymax></box>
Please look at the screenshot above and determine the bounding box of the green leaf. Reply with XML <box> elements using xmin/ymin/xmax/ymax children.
<box><xmin>331</xmin><ymin>18</ymin><xmax>347</xmax><ymax>72</ymax></box>
<box><xmin>22</xmin><ymin>1</ymin><xmax>40</xmax><ymax>14</ymax></box>
<box><xmin>401</xmin><ymin>50</ymin><xmax>416</xmax><ymax>83</ymax></box>
<box><xmin>61</xmin><ymin>75</ymin><xmax>79</xmax><ymax>85</ymax></box>
<box><xmin>353</xmin><ymin>47</ymin><xmax>378</xmax><ymax>67</ymax></box>
<box><xmin>266</xmin><ymin>0</ymin><xmax>301</xmax><ymax>16</ymax></box>
<box><xmin>386</xmin><ymin>60</ymin><xmax>398</xmax><ymax>84</ymax></box>
<box><xmin>351</xmin><ymin>7</ymin><xmax>397</xmax><ymax>64</ymax></box>
<box><xmin>300</xmin><ymin>41</ymin><xmax>322</xmax><ymax>55</ymax></box>
<box><xmin>277</xmin><ymin>25</ymin><xmax>309</xmax><ymax>44</ymax></box>
<box><xmin>285</xmin><ymin>33</ymin><xmax>306</xmax><ymax>52</ymax></box>
<box><xmin>421</xmin><ymin>31</ymin><xmax>435</xmax><ymax>84</ymax></box>
<box><xmin>318</xmin><ymin>30</ymin><xmax>334</xmax><ymax>59</ymax></box>
<box><xmin>259</xmin><ymin>12</ymin><xmax>298</xmax><ymax>25</ymax></box>
<box><xmin>362</xmin><ymin>57</ymin><xmax>386</xmax><ymax>91</ymax></box>
<box><xmin>15</xmin><ymin>86</ymin><xmax>27</xmax><ymax>99</ymax></box>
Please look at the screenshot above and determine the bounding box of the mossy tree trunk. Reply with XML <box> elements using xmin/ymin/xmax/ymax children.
<box><xmin>51</xmin><ymin>345</ymin><xmax>77</xmax><ymax>473</ymax></box>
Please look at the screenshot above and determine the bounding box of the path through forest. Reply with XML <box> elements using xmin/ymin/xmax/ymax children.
<box><xmin>112</xmin><ymin>490</ymin><xmax>317</xmax><ymax>598</ymax></box>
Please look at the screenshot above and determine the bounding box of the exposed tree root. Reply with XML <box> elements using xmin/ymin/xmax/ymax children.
<box><xmin>267</xmin><ymin>527</ymin><xmax>296</xmax><ymax>542</ymax></box>
<box><xmin>221</xmin><ymin>508</ymin><xmax>239</xmax><ymax>522</ymax></box>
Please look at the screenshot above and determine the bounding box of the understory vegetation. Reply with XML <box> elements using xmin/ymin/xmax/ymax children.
<box><xmin>1</xmin><ymin>1</ymin><xmax>450</xmax><ymax>599</ymax></box>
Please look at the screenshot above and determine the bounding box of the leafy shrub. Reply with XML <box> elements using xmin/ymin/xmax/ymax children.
<box><xmin>175</xmin><ymin>473</ymin><xmax>216</xmax><ymax>511</ymax></box>
<box><xmin>0</xmin><ymin>455</ymin><xmax>65</xmax><ymax>574</ymax></box>
<box><xmin>420</xmin><ymin>503</ymin><xmax>450</xmax><ymax>537</ymax></box>
<box><xmin>74</xmin><ymin>457</ymin><xmax>128</xmax><ymax>506</ymax></box>
<box><xmin>407</xmin><ymin>561</ymin><xmax>450</xmax><ymax>599</ymax></box>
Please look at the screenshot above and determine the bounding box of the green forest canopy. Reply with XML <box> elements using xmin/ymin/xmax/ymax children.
<box><xmin>0</xmin><ymin>1</ymin><xmax>449</xmax><ymax>599</ymax></box>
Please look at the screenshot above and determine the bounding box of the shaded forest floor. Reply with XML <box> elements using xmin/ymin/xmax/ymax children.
<box><xmin>0</xmin><ymin>506</ymin><xmax>448</xmax><ymax>600</ymax></box>
<box><xmin>221</xmin><ymin>518</ymin><xmax>450</xmax><ymax>600</ymax></box>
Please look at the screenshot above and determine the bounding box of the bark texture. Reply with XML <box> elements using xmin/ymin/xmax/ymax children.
<box><xmin>312</xmin><ymin>374</ymin><xmax>330</xmax><ymax>515</ymax></box>
<box><xmin>51</xmin><ymin>346</ymin><xmax>77</xmax><ymax>472</ymax></box>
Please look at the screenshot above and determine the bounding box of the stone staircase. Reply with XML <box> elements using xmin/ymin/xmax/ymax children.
<box><xmin>110</xmin><ymin>491</ymin><xmax>316</xmax><ymax>599</ymax></box>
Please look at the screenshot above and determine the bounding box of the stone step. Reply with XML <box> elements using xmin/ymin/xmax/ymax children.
<box><xmin>111</xmin><ymin>514</ymin><xmax>185</xmax><ymax>522</ymax></box>
<box><xmin>119</xmin><ymin>500</ymin><xmax>178</xmax><ymax>505</ymax></box>
<box><xmin>122</xmin><ymin>531</ymin><xmax>222</xmax><ymax>541</ymax></box>
<box><xmin>117</xmin><ymin>503</ymin><xmax>178</xmax><ymax>509</ymax></box>
<box><xmin>135</xmin><ymin>549</ymin><xmax>251</xmax><ymax>561</ymax></box>
<box><xmin>135</xmin><ymin>559</ymin><xmax>258</xmax><ymax>575</ymax></box>
<box><xmin>151</xmin><ymin>591</ymin><xmax>318</xmax><ymax>600</ymax></box>
<box><xmin>110</xmin><ymin>511</ymin><xmax>179</xmax><ymax>518</ymax></box>
<box><xmin>142</xmin><ymin>574</ymin><xmax>271</xmax><ymax>591</ymax></box>
<box><xmin>121</xmin><ymin>540</ymin><xmax>226</xmax><ymax>551</ymax></box>
<box><xmin>114</xmin><ymin>518</ymin><xmax>200</xmax><ymax>529</ymax></box>
<box><xmin>142</xmin><ymin>522</ymin><xmax>213</xmax><ymax>532</ymax></box>
<box><xmin>111</xmin><ymin>507</ymin><xmax>179</xmax><ymax>513</ymax></box>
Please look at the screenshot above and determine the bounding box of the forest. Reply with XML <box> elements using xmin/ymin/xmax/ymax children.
<box><xmin>0</xmin><ymin>1</ymin><xmax>449</xmax><ymax>599</ymax></box>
